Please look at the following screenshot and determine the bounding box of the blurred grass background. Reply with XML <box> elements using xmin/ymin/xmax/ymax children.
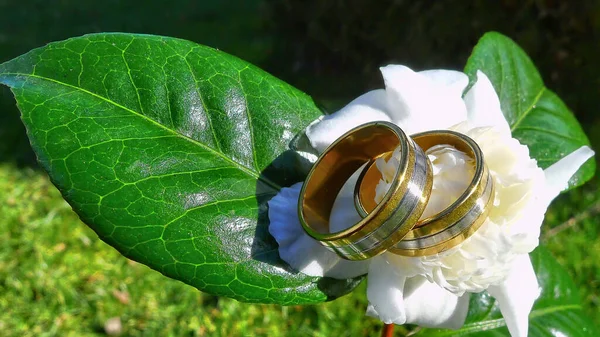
<box><xmin>0</xmin><ymin>0</ymin><xmax>598</xmax><ymax>336</ymax></box>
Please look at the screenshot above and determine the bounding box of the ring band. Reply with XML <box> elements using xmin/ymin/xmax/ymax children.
<box><xmin>354</xmin><ymin>130</ymin><xmax>495</xmax><ymax>257</ymax></box>
<box><xmin>298</xmin><ymin>121</ymin><xmax>433</xmax><ymax>260</ymax></box>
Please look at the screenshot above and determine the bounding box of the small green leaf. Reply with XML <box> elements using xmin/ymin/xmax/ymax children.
<box><xmin>0</xmin><ymin>33</ymin><xmax>361</xmax><ymax>304</ymax></box>
<box><xmin>464</xmin><ymin>32</ymin><xmax>595</xmax><ymax>189</ymax></box>
<box><xmin>414</xmin><ymin>247</ymin><xmax>598</xmax><ymax>336</ymax></box>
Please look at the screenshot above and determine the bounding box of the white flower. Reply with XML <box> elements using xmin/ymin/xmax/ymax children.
<box><xmin>268</xmin><ymin>65</ymin><xmax>594</xmax><ymax>336</ymax></box>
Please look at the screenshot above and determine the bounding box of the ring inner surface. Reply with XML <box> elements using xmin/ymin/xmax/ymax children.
<box><xmin>356</xmin><ymin>151</ymin><xmax>395</xmax><ymax>215</ymax></box>
<box><xmin>300</xmin><ymin>124</ymin><xmax>405</xmax><ymax>241</ymax></box>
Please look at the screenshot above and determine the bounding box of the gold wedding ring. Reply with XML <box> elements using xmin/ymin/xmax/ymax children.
<box><xmin>298</xmin><ymin>121</ymin><xmax>433</xmax><ymax>260</ymax></box>
<box><xmin>354</xmin><ymin>130</ymin><xmax>495</xmax><ymax>256</ymax></box>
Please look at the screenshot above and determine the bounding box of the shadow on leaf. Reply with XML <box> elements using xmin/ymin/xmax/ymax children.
<box><xmin>252</xmin><ymin>148</ymin><xmax>364</xmax><ymax>301</ymax></box>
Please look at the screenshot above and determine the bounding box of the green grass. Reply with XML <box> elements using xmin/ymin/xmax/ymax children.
<box><xmin>0</xmin><ymin>164</ymin><xmax>390</xmax><ymax>337</ymax></box>
<box><xmin>1</xmin><ymin>160</ymin><xmax>598</xmax><ymax>336</ymax></box>
<box><xmin>1</xmin><ymin>104</ymin><xmax>599</xmax><ymax>335</ymax></box>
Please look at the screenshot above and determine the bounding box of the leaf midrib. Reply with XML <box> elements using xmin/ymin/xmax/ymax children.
<box><xmin>509</xmin><ymin>87</ymin><xmax>546</xmax><ymax>132</ymax></box>
<box><xmin>0</xmin><ymin>71</ymin><xmax>282</xmax><ymax>191</ymax></box>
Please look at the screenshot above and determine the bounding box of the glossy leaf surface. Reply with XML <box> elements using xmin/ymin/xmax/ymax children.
<box><xmin>465</xmin><ymin>32</ymin><xmax>595</xmax><ymax>189</ymax></box>
<box><xmin>0</xmin><ymin>33</ymin><xmax>360</xmax><ymax>304</ymax></box>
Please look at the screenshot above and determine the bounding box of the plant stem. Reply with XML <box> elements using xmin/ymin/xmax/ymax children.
<box><xmin>381</xmin><ymin>323</ymin><xmax>394</xmax><ymax>337</ymax></box>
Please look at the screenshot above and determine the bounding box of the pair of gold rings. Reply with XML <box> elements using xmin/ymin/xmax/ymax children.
<box><xmin>297</xmin><ymin>121</ymin><xmax>495</xmax><ymax>260</ymax></box>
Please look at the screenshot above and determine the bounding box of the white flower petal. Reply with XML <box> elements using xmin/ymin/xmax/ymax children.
<box><xmin>543</xmin><ymin>146</ymin><xmax>595</xmax><ymax>202</ymax></box>
<box><xmin>306</xmin><ymin>89</ymin><xmax>391</xmax><ymax>153</ymax></box>
<box><xmin>324</xmin><ymin>258</ymin><xmax>370</xmax><ymax>279</ymax></box>
<box><xmin>380</xmin><ymin>65</ymin><xmax>467</xmax><ymax>134</ymax></box>
<box><xmin>268</xmin><ymin>183</ymin><xmax>335</xmax><ymax>276</ymax></box>
<box><xmin>487</xmin><ymin>254</ymin><xmax>540</xmax><ymax>337</ymax></box>
<box><xmin>267</xmin><ymin>183</ymin><xmax>369</xmax><ymax>278</ymax></box>
<box><xmin>366</xmin><ymin>255</ymin><xmax>408</xmax><ymax>324</ymax></box>
<box><xmin>404</xmin><ymin>276</ymin><xmax>470</xmax><ymax>329</ymax></box>
<box><xmin>284</xmin><ymin>235</ymin><xmax>338</xmax><ymax>277</ymax></box>
<box><xmin>419</xmin><ymin>69</ymin><xmax>469</xmax><ymax>98</ymax></box>
<box><xmin>366</xmin><ymin>255</ymin><xmax>469</xmax><ymax>328</ymax></box>
<box><xmin>326</xmin><ymin>165</ymin><xmax>372</xmax><ymax>277</ymax></box>
<box><xmin>270</xmin><ymin>63</ymin><xmax>592</xmax><ymax>331</ymax></box>
<box><xmin>329</xmin><ymin>164</ymin><xmax>365</xmax><ymax>233</ymax></box>
<box><xmin>463</xmin><ymin>70</ymin><xmax>511</xmax><ymax>135</ymax></box>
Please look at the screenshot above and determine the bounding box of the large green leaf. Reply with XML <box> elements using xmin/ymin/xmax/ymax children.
<box><xmin>0</xmin><ymin>33</ymin><xmax>361</xmax><ymax>305</ymax></box>
<box><xmin>415</xmin><ymin>246</ymin><xmax>598</xmax><ymax>336</ymax></box>
<box><xmin>464</xmin><ymin>32</ymin><xmax>595</xmax><ymax>189</ymax></box>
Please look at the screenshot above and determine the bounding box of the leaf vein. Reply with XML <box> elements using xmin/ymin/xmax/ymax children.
<box><xmin>181</xmin><ymin>46</ymin><xmax>222</xmax><ymax>152</ymax></box>
<box><xmin>515</xmin><ymin>126</ymin><xmax>581</xmax><ymax>142</ymax></box>
<box><xmin>237</xmin><ymin>67</ymin><xmax>260</xmax><ymax>172</ymax></box>
<box><xmin>3</xmin><ymin>71</ymin><xmax>281</xmax><ymax>191</ymax></box>
<box><xmin>510</xmin><ymin>87</ymin><xmax>546</xmax><ymax>132</ymax></box>
<box><xmin>120</xmin><ymin>37</ymin><xmax>145</xmax><ymax>115</ymax></box>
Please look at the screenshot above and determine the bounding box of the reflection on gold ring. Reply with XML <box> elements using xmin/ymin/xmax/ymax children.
<box><xmin>298</xmin><ymin>121</ymin><xmax>433</xmax><ymax>260</ymax></box>
<box><xmin>354</xmin><ymin>130</ymin><xmax>494</xmax><ymax>257</ymax></box>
